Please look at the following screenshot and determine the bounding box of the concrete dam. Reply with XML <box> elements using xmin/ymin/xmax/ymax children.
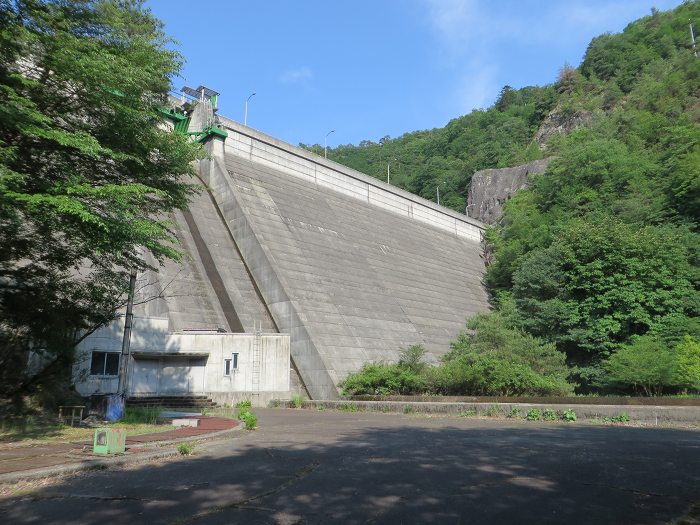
<box><xmin>131</xmin><ymin>99</ymin><xmax>490</xmax><ymax>400</ymax></box>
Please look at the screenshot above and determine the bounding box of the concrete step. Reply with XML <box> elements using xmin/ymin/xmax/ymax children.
<box><xmin>127</xmin><ymin>396</ymin><xmax>217</xmax><ymax>409</ymax></box>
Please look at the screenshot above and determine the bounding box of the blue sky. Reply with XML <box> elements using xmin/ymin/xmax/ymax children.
<box><xmin>147</xmin><ymin>0</ymin><xmax>683</xmax><ymax>148</ymax></box>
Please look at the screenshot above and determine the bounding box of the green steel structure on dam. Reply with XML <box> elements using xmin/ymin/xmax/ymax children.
<box><xmin>135</xmin><ymin>97</ymin><xmax>490</xmax><ymax>399</ymax></box>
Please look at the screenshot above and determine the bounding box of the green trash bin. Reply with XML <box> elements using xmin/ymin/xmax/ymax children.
<box><xmin>93</xmin><ymin>428</ymin><xmax>126</xmax><ymax>455</ymax></box>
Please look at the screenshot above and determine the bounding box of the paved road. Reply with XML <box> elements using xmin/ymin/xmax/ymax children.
<box><xmin>1</xmin><ymin>409</ymin><xmax>698</xmax><ymax>524</ymax></box>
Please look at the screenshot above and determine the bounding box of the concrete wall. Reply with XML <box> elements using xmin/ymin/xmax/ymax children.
<box><xmin>198</xmin><ymin>126</ymin><xmax>491</xmax><ymax>399</ymax></box>
<box><xmin>73</xmin><ymin>316</ymin><xmax>290</xmax><ymax>397</ymax></box>
<box><xmin>219</xmin><ymin>118</ymin><xmax>484</xmax><ymax>243</ymax></box>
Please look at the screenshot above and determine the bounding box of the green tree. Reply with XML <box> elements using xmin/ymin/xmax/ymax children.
<box><xmin>0</xmin><ymin>0</ymin><xmax>202</xmax><ymax>413</ymax></box>
<box><xmin>512</xmin><ymin>219</ymin><xmax>698</xmax><ymax>364</ymax></box>
<box><xmin>603</xmin><ymin>336</ymin><xmax>677</xmax><ymax>396</ymax></box>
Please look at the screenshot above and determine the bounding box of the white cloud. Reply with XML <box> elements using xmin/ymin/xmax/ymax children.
<box><xmin>280</xmin><ymin>66</ymin><xmax>313</xmax><ymax>85</ymax></box>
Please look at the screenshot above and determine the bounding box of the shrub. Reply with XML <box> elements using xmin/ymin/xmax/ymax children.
<box><xmin>398</xmin><ymin>344</ymin><xmax>428</xmax><ymax>374</ymax></box>
<box><xmin>543</xmin><ymin>408</ymin><xmax>557</xmax><ymax>421</ymax></box>
<box><xmin>177</xmin><ymin>442</ymin><xmax>195</xmax><ymax>455</ymax></box>
<box><xmin>526</xmin><ymin>408</ymin><xmax>542</xmax><ymax>421</ymax></box>
<box><xmin>435</xmin><ymin>311</ymin><xmax>573</xmax><ymax>396</ymax></box>
<box><xmin>235</xmin><ymin>399</ymin><xmax>252</xmax><ymax>409</ymax></box>
<box><xmin>428</xmin><ymin>353</ymin><xmax>570</xmax><ymax>396</ymax></box>
<box><xmin>562</xmin><ymin>409</ymin><xmax>577</xmax><ymax>422</ymax></box>
<box><xmin>339</xmin><ymin>362</ymin><xmax>426</xmax><ymax>396</ymax></box>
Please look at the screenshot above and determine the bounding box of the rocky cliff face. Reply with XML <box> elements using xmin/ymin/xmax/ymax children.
<box><xmin>535</xmin><ymin>109</ymin><xmax>592</xmax><ymax>149</ymax></box>
<box><xmin>466</xmin><ymin>158</ymin><xmax>552</xmax><ymax>224</ymax></box>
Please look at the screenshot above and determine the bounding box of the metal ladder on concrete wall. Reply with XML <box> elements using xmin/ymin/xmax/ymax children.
<box><xmin>251</xmin><ymin>321</ymin><xmax>262</xmax><ymax>404</ymax></box>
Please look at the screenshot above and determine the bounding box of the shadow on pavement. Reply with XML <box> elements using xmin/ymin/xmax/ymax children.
<box><xmin>1</xmin><ymin>412</ymin><xmax>698</xmax><ymax>525</ymax></box>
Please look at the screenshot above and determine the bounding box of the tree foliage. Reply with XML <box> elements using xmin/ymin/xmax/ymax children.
<box><xmin>0</xmin><ymin>0</ymin><xmax>202</xmax><ymax>413</ymax></box>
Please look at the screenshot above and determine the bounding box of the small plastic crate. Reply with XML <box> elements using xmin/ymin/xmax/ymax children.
<box><xmin>93</xmin><ymin>428</ymin><xmax>126</xmax><ymax>455</ymax></box>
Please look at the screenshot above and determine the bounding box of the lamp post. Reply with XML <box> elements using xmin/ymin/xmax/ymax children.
<box><xmin>244</xmin><ymin>92</ymin><xmax>256</xmax><ymax>126</ymax></box>
<box><xmin>325</xmin><ymin>129</ymin><xmax>335</xmax><ymax>159</ymax></box>
<box><xmin>437</xmin><ymin>181</ymin><xmax>446</xmax><ymax>206</ymax></box>
<box><xmin>387</xmin><ymin>158</ymin><xmax>397</xmax><ymax>184</ymax></box>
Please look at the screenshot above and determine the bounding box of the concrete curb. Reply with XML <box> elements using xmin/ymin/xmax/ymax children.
<box><xmin>281</xmin><ymin>400</ymin><xmax>700</xmax><ymax>424</ymax></box>
<box><xmin>0</xmin><ymin>424</ymin><xmax>242</xmax><ymax>485</ymax></box>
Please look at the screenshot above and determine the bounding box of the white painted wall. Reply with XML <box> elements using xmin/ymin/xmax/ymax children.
<box><xmin>73</xmin><ymin>316</ymin><xmax>290</xmax><ymax>398</ymax></box>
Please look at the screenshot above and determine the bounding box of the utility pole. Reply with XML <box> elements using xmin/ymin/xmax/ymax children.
<box><xmin>691</xmin><ymin>21</ymin><xmax>698</xmax><ymax>57</ymax></box>
<box><xmin>117</xmin><ymin>269</ymin><xmax>137</xmax><ymax>397</ymax></box>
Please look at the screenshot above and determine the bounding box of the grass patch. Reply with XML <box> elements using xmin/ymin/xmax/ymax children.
<box><xmin>0</xmin><ymin>413</ymin><xmax>174</xmax><ymax>445</ymax></box>
<box><xmin>290</xmin><ymin>394</ymin><xmax>305</xmax><ymax>409</ymax></box>
<box><xmin>121</xmin><ymin>405</ymin><xmax>160</xmax><ymax>424</ymax></box>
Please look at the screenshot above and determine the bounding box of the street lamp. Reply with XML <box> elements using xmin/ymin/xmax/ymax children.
<box><xmin>387</xmin><ymin>158</ymin><xmax>397</xmax><ymax>184</ymax></box>
<box><xmin>325</xmin><ymin>129</ymin><xmax>335</xmax><ymax>159</ymax></box>
<box><xmin>244</xmin><ymin>92</ymin><xmax>256</xmax><ymax>126</ymax></box>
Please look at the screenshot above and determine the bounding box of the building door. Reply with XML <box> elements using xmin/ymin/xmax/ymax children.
<box><xmin>130</xmin><ymin>359</ymin><xmax>159</xmax><ymax>394</ymax></box>
<box><xmin>189</xmin><ymin>358</ymin><xmax>206</xmax><ymax>393</ymax></box>
<box><xmin>159</xmin><ymin>358</ymin><xmax>190</xmax><ymax>394</ymax></box>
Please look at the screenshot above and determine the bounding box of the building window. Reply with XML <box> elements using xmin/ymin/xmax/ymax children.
<box><xmin>90</xmin><ymin>352</ymin><xmax>120</xmax><ymax>376</ymax></box>
<box><xmin>224</xmin><ymin>353</ymin><xmax>239</xmax><ymax>376</ymax></box>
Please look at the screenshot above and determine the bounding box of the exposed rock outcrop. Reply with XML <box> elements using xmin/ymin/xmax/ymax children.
<box><xmin>535</xmin><ymin>109</ymin><xmax>592</xmax><ymax>149</ymax></box>
<box><xmin>466</xmin><ymin>158</ymin><xmax>552</xmax><ymax>224</ymax></box>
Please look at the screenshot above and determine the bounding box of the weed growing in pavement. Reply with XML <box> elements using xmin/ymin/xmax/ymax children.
<box><xmin>238</xmin><ymin>411</ymin><xmax>258</xmax><ymax>430</ymax></box>
<box><xmin>562</xmin><ymin>409</ymin><xmax>577</xmax><ymax>422</ymax></box>
<box><xmin>485</xmin><ymin>405</ymin><xmax>503</xmax><ymax>417</ymax></box>
<box><xmin>458</xmin><ymin>408</ymin><xmax>477</xmax><ymax>417</ymax></box>
<box><xmin>235</xmin><ymin>400</ymin><xmax>252</xmax><ymax>409</ymax></box>
<box><xmin>526</xmin><ymin>409</ymin><xmax>542</xmax><ymax>421</ymax></box>
<box><xmin>177</xmin><ymin>442</ymin><xmax>195</xmax><ymax>455</ymax></box>
<box><xmin>340</xmin><ymin>403</ymin><xmax>360</xmax><ymax>412</ymax></box>
<box><xmin>611</xmin><ymin>412</ymin><xmax>631</xmax><ymax>423</ymax></box>
<box><xmin>403</xmin><ymin>405</ymin><xmax>416</xmax><ymax>414</ymax></box>
<box><xmin>507</xmin><ymin>407</ymin><xmax>522</xmax><ymax>419</ymax></box>
<box><xmin>543</xmin><ymin>409</ymin><xmax>557</xmax><ymax>421</ymax></box>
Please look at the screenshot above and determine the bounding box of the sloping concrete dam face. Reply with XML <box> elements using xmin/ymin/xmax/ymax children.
<box><xmin>139</xmin><ymin>120</ymin><xmax>490</xmax><ymax>399</ymax></box>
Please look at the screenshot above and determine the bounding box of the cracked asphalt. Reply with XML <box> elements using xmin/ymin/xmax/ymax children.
<box><xmin>1</xmin><ymin>408</ymin><xmax>698</xmax><ymax>525</ymax></box>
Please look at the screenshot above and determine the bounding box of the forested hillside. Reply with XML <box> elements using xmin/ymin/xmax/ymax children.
<box><xmin>332</xmin><ymin>1</ymin><xmax>700</xmax><ymax>395</ymax></box>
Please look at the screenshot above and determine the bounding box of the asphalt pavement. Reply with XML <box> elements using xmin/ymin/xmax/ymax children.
<box><xmin>1</xmin><ymin>408</ymin><xmax>698</xmax><ymax>525</ymax></box>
